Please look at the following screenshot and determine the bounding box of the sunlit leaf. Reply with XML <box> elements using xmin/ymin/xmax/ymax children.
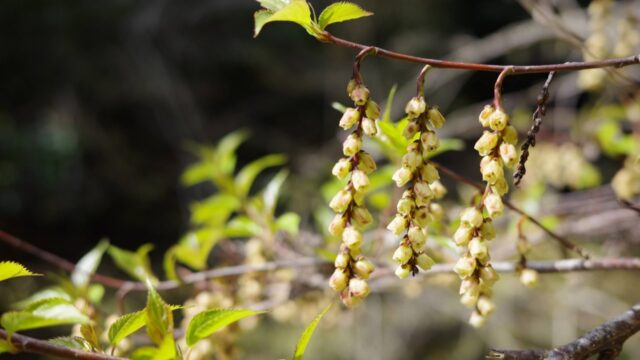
<box><xmin>48</xmin><ymin>336</ymin><xmax>93</xmax><ymax>351</ymax></box>
<box><xmin>108</xmin><ymin>244</ymin><xmax>156</xmax><ymax>282</ymax></box>
<box><xmin>318</xmin><ymin>2</ymin><xmax>373</xmax><ymax>30</ymax></box>
<box><xmin>258</xmin><ymin>0</ymin><xmax>289</xmax><ymax>11</ymax></box>
<box><xmin>224</xmin><ymin>216</ymin><xmax>262</xmax><ymax>237</ymax></box>
<box><xmin>0</xmin><ymin>261</ymin><xmax>39</xmax><ymax>282</ymax></box>
<box><xmin>0</xmin><ymin>339</ymin><xmax>12</xmax><ymax>354</ymax></box>
<box><xmin>152</xmin><ymin>334</ymin><xmax>176</xmax><ymax>360</ymax></box>
<box><xmin>71</xmin><ymin>239</ymin><xmax>109</xmax><ymax>289</ymax></box>
<box><xmin>275</xmin><ymin>212</ymin><xmax>300</xmax><ymax>235</ymax></box>
<box><xmin>254</xmin><ymin>0</ymin><xmax>313</xmax><ymax>37</ymax></box>
<box><xmin>263</xmin><ymin>169</ymin><xmax>289</xmax><ymax>216</ymax></box>
<box><xmin>131</xmin><ymin>346</ymin><xmax>157</xmax><ymax>360</ymax></box>
<box><xmin>87</xmin><ymin>284</ymin><xmax>105</xmax><ymax>304</ymax></box>
<box><xmin>145</xmin><ymin>281</ymin><xmax>173</xmax><ymax>346</ymax></box>
<box><xmin>235</xmin><ymin>154</ymin><xmax>287</xmax><ymax>197</ymax></box>
<box><xmin>186</xmin><ymin>309</ymin><xmax>266</xmax><ymax>347</ymax></box>
<box><xmin>293</xmin><ymin>303</ymin><xmax>333</xmax><ymax>359</ymax></box>
<box><xmin>381</xmin><ymin>85</ymin><xmax>398</xmax><ymax>123</ymax></box>
<box><xmin>190</xmin><ymin>193</ymin><xmax>241</xmax><ymax>226</ymax></box>
<box><xmin>108</xmin><ymin>310</ymin><xmax>146</xmax><ymax>346</ymax></box>
<box><xmin>1</xmin><ymin>298</ymin><xmax>90</xmax><ymax>336</ymax></box>
<box><xmin>14</xmin><ymin>287</ymin><xmax>71</xmax><ymax>309</ymax></box>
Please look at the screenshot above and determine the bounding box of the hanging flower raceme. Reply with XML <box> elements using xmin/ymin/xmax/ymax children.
<box><xmin>388</xmin><ymin>66</ymin><xmax>446</xmax><ymax>279</ymax></box>
<box><xmin>328</xmin><ymin>78</ymin><xmax>380</xmax><ymax>307</ymax></box>
<box><xmin>452</xmin><ymin>103</ymin><xmax>518</xmax><ymax>327</ymax></box>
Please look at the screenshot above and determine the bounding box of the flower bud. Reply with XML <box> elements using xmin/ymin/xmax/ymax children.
<box><xmin>459</xmin><ymin>278</ymin><xmax>479</xmax><ymax>295</ymax></box>
<box><xmin>489</xmin><ymin>109</ymin><xmax>508</xmax><ymax>131</ymax></box>
<box><xmin>479</xmin><ymin>265</ymin><xmax>499</xmax><ymax>285</ymax></box>
<box><xmin>461</xmin><ymin>207</ymin><xmax>483</xmax><ymax>228</ymax></box>
<box><xmin>362</xmin><ymin>117</ymin><xmax>378</xmax><ymax>137</ymax></box>
<box><xmin>328</xmin><ymin>214</ymin><xmax>347</xmax><ymax>237</ymax></box>
<box><xmin>453</xmin><ymin>224</ymin><xmax>473</xmax><ymax>246</ymax></box>
<box><xmin>349</xmin><ymin>278</ymin><xmax>370</xmax><ymax>298</ymax></box>
<box><xmin>502</xmin><ymin>125</ymin><xmax>518</xmax><ymax>144</ymax></box>
<box><xmin>469</xmin><ymin>237</ymin><xmax>488</xmax><ymax>261</ymax></box>
<box><xmin>350</xmin><ymin>85</ymin><xmax>370</xmax><ymax>106</ymax></box>
<box><xmin>414</xmin><ymin>194</ymin><xmax>430</xmax><ymax>208</ymax></box>
<box><xmin>414</xmin><ymin>181</ymin><xmax>433</xmax><ymax>200</ymax></box>
<box><xmin>392</xmin><ymin>244</ymin><xmax>413</xmax><ymax>264</ymax></box>
<box><xmin>403</xmin><ymin>120</ymin><xmax>420</xmax><ymax>139</ymax></box>
<box><xmin>358</xmin><ymin>151</ymin><xmax>377</xmax><ymax>174</ymax></box>
<box><xmin>332</xmin><ymin>158</ymin><xmax>352</xmax><ymax>179</ymax></box>
<box><xmin>408</xmin><ymin>226</ymin><xmax>427</xmax><ymax>246</ymax></box>
<box><xmin>346</xmin><ymin>79</ymin><xmax>357</xmax><ymax>95</ymax></box>
<box><xmin>481</xmin><ymin>157</ymin><xmax>504</xmax><ymax>185</ymax></box>
<box><xmin>421</xmin><ymin>163</ymin><xmax>440</xmax><ymax>183</ymax></box>
<box><xmin>491</xmin><ymin>177</ymin><xmax>508</xmax><ymax>196</ymax></box>
<box><xmin>339</xmin><ymin>108</ymin><xmax>360</xmax><ymax>130</ymax></box>
<box><xmin>387</xmin><ymin>215</ymin><xmax>408</xmax><ymax>235</ymax></box>
<box><xmin>519</xmin><ymin>268</ymin><xmax>539</xmax><ymax>288</ymax></box>
<box><xmin>353</xmin><ymin>258</ymin><xmax>375</xmax><ymax>279</ymax></box>
<box><xmin>396</xmin><ymin>197</ymin><xmax>415</xmax><ymax>215</ymax></box>
<box><xmin>416</xmin><ymin>253</ymin><xmax>434</xmax><ymax>271</ymax></box>
<box><xmin>329</xmin><ymin>269</ymin><xmax>348</xmax><ymax>292</ymax></box>
<box><xmin>499</xmin><ymin>143</ymin><xmax>518</xmax><ymax>168</ymax></box>
<box><xmin>395</xmin><ymin>265</ymin><xmax>411</xmax><ymax>279</ymax></box>
<box><xmin>474</xmin><ymin>131</ymin><xmax>499</xmax><ymax>156</ymax></box>
<box><xmin>352</xmin><ymin>169</ymin><xmax>369</xmax><ymax>192</ymax></box>
<box><xmin>352</xmin><ymin>206</ymin><xmax>373</xmax><ymax>226</ymax></box>
<box><xmin>334</xmin><ymin>252</ymin><xmax>350</xmax><ymax>269</ymax></box>
<box><xmin>454</xmin><ymin>256</ymin><xmax>477</xmax><ymax>278</ymax></box>
<box><xmin>479</xmin><ymin>105</ymin><xmax>495</xmax><ymax>127</ymax></box>
<box><xmin>430</xmin><ymin>180</ymin><xmax>447</xmax><ymax>199</ymax></box>
<box><xmin>353</xmin><ymin>190</ymin><xmax>364</xmax><ymax>206</ymax></box>
<box><xmin>477</xmin><ymin>296</ymin><xmax>495</xmax><ymax>316</ymax></box>
<box><xmin>405</xmin><ymin>96</ymin><xmax>427</xmax><ymax>118</ymax></box>
<box><xmin>484</xmin><ymin>192</ymin><xmax>504</xmax><ymax>218</ymax></box>
<box><xmin>329</xmin><ymin>189</ymin><xmax>352</xmax><ymax>213</ymax></box>
<box><xmin>365</xmin><ymin>101</ymin><xmax>380</xmax><ymax>120</ymax></box>
<box><xmin>343</xmin><ymin>134</ymin><xmax>362</xmax><ymax>156</ymax></box>
<box><xmin>340</xmin><ymin>291</ymin><xmax>362</xmax><ymax>307</ymax></box>
<box><xmin>392</xmin><ymin>167</ymin><xmax>413</xmax><ymax>187</ymax></box>
<box><xmin>421</xmin><ymin>131</ymin><xmax>439</xmax><ymax>152</ymax></box>
<box><xmin>429</xmin><ymin>203</ymin><xmax>445</xmax><ymax>221</ymax></box>
<box><xmin>479</xmin><ymin>220</ymin><xmax>495</xmax><ymax>240</ymax></box>
<box><xmin>413</xmin><ymin>207</ymin><xmax>432</xmax><ymax>227</ymax></box>
<box><xmin>468</xmin><ymin>311</ymin><xmax>486</xmax><ymax>328</ymax></box>
<box><xmin>460</xmin><ymin>286</ymin><xmax>480</xmax><ymax>308</ymax></box>
<box><xmin>402</xmin><ymin>151</ymin><xmax>422</xmax><ymax>171</ymax></box>
<box><xmin>342</xmin><ymin>226</ymin><xmax>363</xmax><ymax>250</ymax></box>
<box><xmin>427</xmin><ymin>107</ymin><xmax>446</xmax><ymax>128</ymax></box>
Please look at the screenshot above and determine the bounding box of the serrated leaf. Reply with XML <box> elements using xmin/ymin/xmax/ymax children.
<box><xmin>318</xmin><ymin>2</ymin><xmax>373</xmax><ymax>30</ymax></box>
<box><xmin>235</xmin><ymin>154</ymin><xmax>287</xmax><ymax>197</ymax></box>
<box><xmin>263</xmin><ymin>169</ymin><xmax>289</xmax><ymax>216</ymax></box>
<box><xmin>0</xmin><ymin>261</ymin><xmax>39</xmax><ymax>282</ymax></box>
<box><xmin>145</xmin><ymin>281</ymin><xmax>173</xmax><ymax>346</ymax></box>
<box><xmin>254</xmin><ymin>0</ymin><xmax>313</xmax><ymax>37</ymax></box>
<box><xmin>108</xmin><ymin>244</ymin><xmax>156</xmax><ymax>282</ymax></box>
<box><xmin>293</xmin><ymin>303</ymin><xmax>333</xmax><ymax>359</ymax></box>
<box><xmin>1</xmin><ymin>298</ymin><xmax>90</xmax><ymax>336</ymax></box>
<box><xmin>186</xmin><ymin>309</ymin><xmax>266</xmax><ymax>347</ymax></box>
<box><xmin>275</xmin><ymin>212</ymin><xmax>300</xmax><ymax>235</ymax></box>
<box><xmin>108</xmin><ymin>310</ymin><xmax>146</xmax><ymax>346</ymax></box>
<box><xmin>48</xmin><ymin>336</ymin><xmax>93</xmax><ymax>351</ymax></box>
<box><xmin>71</xmin><ymin>239</ymin><xmax>109</xmax><ymax>289</ymax></box>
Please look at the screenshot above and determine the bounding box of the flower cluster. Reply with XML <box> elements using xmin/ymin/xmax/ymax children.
<box><xmin>452</xmin><ymin>105</ymin><xmax>518</xmax><ymax>327</ymax></box>
<box><xmin>328</xmin><ymin>79</ymin><xmax>380</xmax><ymax>306</ymax></box>
<box><xmin>387</xmin><ymin>94</ymin><xmax>446</xmax><ymax>278</ymax></box>
<box><xmin>612</xmin><ymin>154</ymin><xmax>640</xmax><ymax>200</ymax></box>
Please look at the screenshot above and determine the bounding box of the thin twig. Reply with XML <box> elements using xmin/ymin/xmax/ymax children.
<box><xmin>489</xmin><ymin>303</ymin><xmax>640</xmax><ymax>359</ymax></box>
<box><xmin>0</xmin><ymin>329</ymin><xmax>125</xmax><ymax>360</ymax></box>
<box><xmin>619</xmin><ymin>199</ymin><xmax>640</xmax><ymax>215</ymax></box>
<box><xmin>493</xmin><ymin>67</ymin><xmax>514</xmax><ymax>109</ymax></box>
<box><xmin>320</xmin><ymin>32</ymin><xmax>640</xmax><ymax>74</ymax></box>
<box><xmin>514</xmin><ymin>71</ymin><xmax>556</xmax><ymax>186</ymax></box>
<box><xmin>434</xmin><ymin>163</ymin><xmax>590</xmax><ymax>258</ymax></box>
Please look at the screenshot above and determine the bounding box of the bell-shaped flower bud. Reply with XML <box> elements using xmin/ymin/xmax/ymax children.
<box><xmin>349</xmin><ymin>278</ymin><xmax>370</xmax><ymax>298</ymax></box>
<box><xmin>405</xmin><ymin>96</ymin><xmax>427</xmax><ymax>118</ymax></box>
<box><xmin>408</xmin><ymin>226</ymin><xmax>427</xmax><ymax>247</ymax></box>
<box><xmin>342</xmin><ymin>226</ymin><xmax>363</xmax><ymax>250</ymax></box>
<box><xmin>365</xmin><ymin>100</ymin><xmax>380</xmax><ymax>120</ymax></box>
<box><xmin>421</xmin><ymin>163</ymin><xmax>440</xmax><ymax>183</ymax></box>
<box><xmin>489</xmin><ymin>108</ymin><xmax>508</xmax><ymax>131</ymax></box>
<box><xmin>342</xmin><ymin>133</ymin><xmax>362</xmax><ymax>156</ymax></box>
<box><xmin>499</xmin><ymin>143</ymin><xmax>518</xmax><ymax>168</ymax></box>
<box><xmin>352</xmin><ymin>169</ymin><xmax>369</xmax><ymax>192</ymax></box>
<box><xmin>328</xmin><ymin>214</ymin><xmax>347</xmax><ymax>237</ymax></box>
<box><xmin>461</xmin><ymin>207</ymin><xmax>483</xmax><ymax>228</ymax></box>
<box><xmin>332</xmin><ymin>158</ymin><xmax>352</xmax><ymax>180</ymax></box>
<box><xmin>402</xmin><ymin>151</ymin><xmax>422</xmax><ymax>171</ymax></box>
<box><xmin>392</xmin><ymin>244</ymin><xmax>413</xmax><ymax>264</ymax></box>
<box><xmin>460</xmin><ymin>285</ymin><xmax>480</xmax><ymax>308</ymax></box>
<box><xmin>358</xmin><ymin>151</ymin><xmax>377</xmax><ymax>174</ymax></box>
<box><xmin>396</xmin><ymin>197</ymin><xmax>415</xmax><ymax>216</ymax></box>
<box><xmin>519</xmin><ymin>268</ymin><xmax>539</xmax><ymax>288</ymax></box>
<box><xmin>502</xmin><ymin>125</ymin><xmax>518</xmax><ymax>144</ymax></box>
<box><xmin>468</xmin><ymin>310</ymin><xmax>487</xmax><ymax>328</ymax></box>
<box><xmin>414</xmin><ymin>181</ymin><xmax>433</xmax><ymax>200</ymax></box>
<box><xmin>402</xmin><ymin>120</ymin><xmax>420</xmax><ymax>139</ymax></box>
<box><xmin>352</xmin><ymin>206</ymin><xmax>373</xmax><ymax>226</ymax></box>
<box><xmin>416</xmin><ymin>253</ymin><xmax>434</xmax><ymax>271</ymax></box>
<box><xmin>339</xmin><ymin>107</ymin><xmax>360</xmax><ymax>130</ymax></box>
<box><xmin>474</xmin><ymin>131</ymin><xmax>499</xmax><ymax>156</ymax></box>
<box><xmin>362</xmin><ymin>117</ymin><xmax>378</xmax><ymax>137</ymax></box>
<box><xmin>469</xmin><ymin>237</ymin><xmax>489</xmax><ymax>261</ymax></box>
<box><xmin>392</xmin><ymin>166</ymin><xmax>413</xmax><ymax>187</ymax></box>
<box><xmin>479</xmin><ymin>105</ymin><xmax>495</xmax><ymax>127</ymax></box>
<box><xmin>413</xmin><ymin>207</ymin><xmax>432</xmax><ymax>227</ymax></box>
<box><xmin>329</xmin><ymin>269</ymin><xmax>348</xmax><ymax>292</ymax></box>
<box><xmin>477</xmin><ymin>296</ymin><xmax>495</xmax><ymax>316</ymax></box>
<box><xmin>427</xmin><ymin>106</ymin><xmax>446</xmax><ymax>128</ymax></box>
<box><xmin>479</xmin><ymin>265</ymin><xmax>499</xmax><ymax>285</ymax></box>
<box><xmin>491</xmin><ymin>177</ymin><xmax>509</xmax><ymax>196</ymax></box>
<box><xmin>353</xmin><ymin>257</ymin><xmax>375</xmax><ymax>279</ymax></box>
<box><xmin>454</xmin><ymin>256</ymin><xmax>477</xmax><ymax>278</ymax></box>
<box><xmin>329</xmin><ymin>189</ymin><xmax>352</xmax><ymax>213</ymax></box>
<box><xmin>421</xmin><ymin>131</ymin><xmax>440</xmax><ymax>152</ymax></box>
<box><xmin>479</xmin><ymin>220</ymin><xmax>495</xmax><ymax>240</ymax></box>
<box><xmin>481</xmin><ymin>157</ymin><xmax>504</xmax><ymax>185</ymax></box>
<box><xmin>484</xmin><ymin>192</ymin><xmax>504</xmax><ymax>218</ymax></box>
<box><xmin>395</xmin><ymin>265</ymin><xmax>411</xmax><ymax>279</ymax></box>
<box><xmin>454</xmin><ymin>224</ymin><xmax>474</xmax><ymax>246</ymax></box>
<box><xmin>387</xmin><ymin>215</ymin><xmax>408</xmax><ymax>235</ymax></box>
<box><xmin>350</xmin><ymin>84</ymin><xmax>370</xmax><ymax>106</ymax></box>
<box><xmin>429</xmin><ymin>202</ymin><xmax>445</xmax><ymax>221</ymax></box>
<box><xmin>334</xmin><ymin>252</ymin><xmax>350</xmax><ymax>269</ymax></box>
<box><xmin>430</xmin><ymin>180</ymin><xmax>447</xmax><ymax>199</ymax></box>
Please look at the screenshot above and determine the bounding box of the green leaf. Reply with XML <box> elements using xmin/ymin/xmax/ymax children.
<box><xmin>152</xmin><ymin>335</ymin><xmax>176</xmax><ymax>360</ymax></box>
<box><xmin>235</xmin><ymin>154</ymin><xmax>287</xmax><ymax>197</ymax></box>
<box><xmin>49</xmin><ymin>336</ymin><xmax>93</xmax><ymax>351</ymax></box>
<box><xmin>381</xmin><ymin>85</ymin><xmax>398</xmax><ymax>123</ymax></box>
<box><xmin>224</xmin><ymin>216</ymin><xmax>262</xmax><ymax>237</ymax></box>
<box><xmin>14</xmin><ymin>287</ymin><xmax>71</xmax><ymax>309</ymax></box>
<box><xmin>0</xmin><ymin>339</ymin><xmax>12</xmax><ymax>354</ymax></box>
<box><xmin>1</xmin><ymin>298</ymin><xmax>90</xmax><ymax>336</ymax></box>
<box><xmin>275</xmin><ymin>212</ymin><xmax>300</xmax><ymax>235</ymax></box>
<box><xmin>190</xmin><ymin>193</ymin><xmax>241</xmax><ymax>226</ymax></box>
<box><xmin>71</xmin><ymin>240</ymin><xmax>109</xmax><ymax>289</ymax></box>
<box><xmin>263</xmin><ymin>169</ymin><xmax>289</xmax><ymax>216</ymax></box>
<box><xmin>258</xmin><ymin>0</ymin><xmax>289</xmax><ymax>11</ymax></box>
<box><xmin>171</xmin><ymin>227</ymin><xmax>223</xmax><ymax>271</ymax></box>
<box><xmin>145</xmin><ymin>281</ymin><xmax>173</xmax><ymax>346</ymax></box>
<box><xmin>254</xmin><ymin>0</ymin><xmax>313</xmax><ymax>37</ymax></box>
<box><xmin>186</xmin><ymin>309</ymin><xmax>266</xmax><ymax>347</ymax></box>
<box><xmin>131</xmin><ymin>346</ymin><xmax>157</xmax><ymax>360</ymax></box>
<box><xmin>293</xmin><ymin>303</ymin><xmax>333</xmax><ymax>359</ymax></box>
<box><xmin>108</xmin><ymin>244</ymin><xmax>156</xmax><ymax>282</ymax></box>
<box><xmin>318</xmin><ymin>2</ymin><xmax>373</xmax><ymax>30</ymax></box>
<box><xmin>87</xmin><ymin>284</ymin><xmax>105</xmax><ymax>304</ymax></box>
<box><xmin>108</xmin><ymin>310</ymin><xmax>146</xmax><ymax>346</ymax></box>
<box><xmin>0</xmin><ymin>261</ymin><xmax>39</xmax><ymax>282</ymax></box>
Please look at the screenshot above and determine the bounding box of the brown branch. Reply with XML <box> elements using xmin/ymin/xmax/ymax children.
<box><xmin>514</xmin><ymin>71</ymin><xmax>556</xmax><ymax>187</ymax></box>
<box><xmin>320</xmin><ymin>32</ymin><xmax>640</xmax><ymax>74</ymax></box>
<box><xmin>493</xmin><ymin>67</ymin><xmax>514</xmax><ymax>109</ymax></box>
<box><xmin>433</xmin><ymin>163</ymin><xmax>589</xmax><ymax>258</ymax></box>
<box><xmin>489</xmin><ymin>303</ymin><xmax>640</xmax><ymax>360</ymax></box>
<box><xmin>619</xmin><ymin>199</ymin><xmax>640</xmax><ymax>215</ymax></box>
<box><xmin>0</xmin><ymin>329</ymin><xmax>125</xmax><ymax>360</ymax></box>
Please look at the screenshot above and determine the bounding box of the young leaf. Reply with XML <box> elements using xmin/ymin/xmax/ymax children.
<box><xmin>108</xmin><ymin>244</ymin><xmax>156</xmax><ymax>282</ymax></box>
<box><xmin>224</xmin><ymin>216</ymin><xmax>262</xmax><ymax>237</ymax></box>
<box><xmin>145</xmin><ymin>281</ymin><xmax>173</xmax><ymax>346</ymax></box>
<box><xmin>0</xmin><ymin>261</ymin><xmax>40</xmax><ymax>282</ymax></box>
<box><xmin>48</xmin><ymin>336</ymin><xmax>93</xmax><ymax>352</ymax></box>
<box><xmin>1</xmin><ymin>298</ymin><xmax>90</xmax><ymax>336</ymax></box>
<box><xmin>152</xmin><ymin>335</ymin><xmax>176</xmax><ymax>360</ymax></box>
<box><xmin>108</xmin><ymin>310</ymin><xmax>146</xmax><ymax>346</ymax></box>
<box><xmin>235</xmin><ymin>154</ymin><xmax>287</xmax><ymax>197</ymax></box>
<box><xmin>71</xmin><ymin>239</ymin><xmax>109</xmax><ymax>289</ymax></box>
<box><xmin>14</xmin><ymin>287</ymin><xmax>71</xmax><ymax>309</ymax></box>
<box><xmin>186</xmin><ymin>309</ymin><xmax>266</xmax><ymax>347</ymax></box>
<box><xmin>258</xmin><ymin>0</ymin><xmax>289</xmax><ymax>11</ymax></box>
<box><xmin>0</xmin><ymin>339</ymin><xmax>12</xmax><ymax>354</ymax></box>
<box><xmin>254</xmin><ymin>0</ymin><xmax>313</xmax><ymax>37</ymax></box>
<box><xmin>293</xmin><ymin>303</ymin><xmax>333</xmax><ymax>359</ymax></box>
<box><xmin>275</xmin><ymin>212</ymin><xmax>300</xmax><ymax>236</ymax></box>
<box><xmin>318</xmin><ymin>2</ymin><xmax>373</xmax><ymax>30</ymax></box>
<box><xmin>263</xmin><ymin>169</ymin><xmax>289</xmax><ymax>216</ymax></box>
